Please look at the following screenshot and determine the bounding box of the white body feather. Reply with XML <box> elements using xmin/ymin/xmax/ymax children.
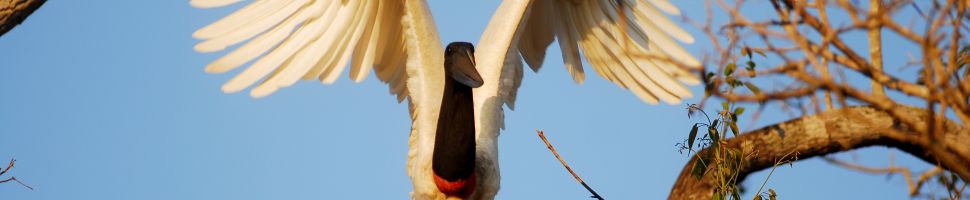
<box><xmin>191</xmin><ymin>0</ymin><xmax>698</xmax><ymax>199</ymax></box>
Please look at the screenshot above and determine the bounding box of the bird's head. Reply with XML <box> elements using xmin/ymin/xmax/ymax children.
<box><xmin>445</xmin><ymin>42</ymin><xmax>484</xmax><ymax>88</ymax></box>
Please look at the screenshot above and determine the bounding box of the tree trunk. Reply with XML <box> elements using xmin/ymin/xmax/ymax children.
<box><xmin>0</xmin><ymin>0</ymin><xmax>45</xmax><ymax>37</ymax></box>
<box><xmin>668</xmin><ymin>106</ymin><xmax>970</xmax><ymax>199</ymax></box>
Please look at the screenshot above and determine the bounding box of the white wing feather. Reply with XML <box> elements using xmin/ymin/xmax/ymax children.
<box><xmin>194</xmin><ymin>0</ymin><xmax>446</xmax><ymax>199</ymax></box>
<box><xmin>471</xmin><ymin>1</ymin><xmax>700</xmax><ymax>171</ymax></box>
<box><xmin>646</xmin><ymin>0</ymin><xmax>681</xmax><ymax>15</ymax></box>
<box><xmin>398</xmin><ymin>1</ymin><xmax>447</xmax><ymax>199</ymax></box>
<box><xmin>194</xmin><ymin>0</ymin><xmax>304</xmax><ymax>52</ymax></box>
<box><xmin>190</xmin><ymin>0</ymin><xmax>243</xmax><ymax>9</ymax></box>
<box><xmin>193</xmin><ymin>0</ymin><xmax>412</xmax><ymax>100</ymax></box>
<box><xmin>508</xmin><ymin>0</ymin><xmax>700</xmax><ymax>105</ymax></box>
<box><xmin>473</xmin><ymin>1</ymin><xmax>534</xmax><ymax>199</ymax></box>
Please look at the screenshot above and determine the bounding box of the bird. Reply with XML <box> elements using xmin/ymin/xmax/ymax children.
<box><xmin>190</xmin><ymin>0</ymin><xmax>700</xmax><ymax>199</ymax></box>
<box><xmin>433</xmin><ymin>41</ymin><xmax>482</xmax><ymax>199</ymax></box>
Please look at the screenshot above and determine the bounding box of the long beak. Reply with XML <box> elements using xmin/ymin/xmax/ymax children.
<box><xmin>451</xmin><ymin>50</ymin><xmax>484</xmax><ymax>88</ymax></box>
<box><xmin>465</xmin><ymin>50</ymin><xmax>476</xmax><ymax>66</ymax></box>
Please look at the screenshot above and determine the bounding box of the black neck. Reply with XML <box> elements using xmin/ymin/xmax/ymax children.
<box><xmin>432</xmin><ymin>74</ymin><xmax>477</xmax><ymax>181</ymax></box>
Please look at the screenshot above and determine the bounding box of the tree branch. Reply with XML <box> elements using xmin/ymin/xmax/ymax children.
<box><xmin>0</xmin><ymin>0</ymin><xmax>46</xmax><ymax>36</ymax></box>
<box><xmin>537</xmin><ymin>130</ymin><xmax>604</xmax><ymax>200</ymax></box>
<box><xmin>668</xmin><ymin>106</ymin><xmax>970</xmax><ymax>200</ymax></box>
<box><xmin>822</xmin><ymin>156</ymin><xmax>943</xmax><ymax>196</ymax></box>
<box><xmin>0</xmin><ymin>158</ymin><xmax>33</xmax><ymax>190</ymax></box>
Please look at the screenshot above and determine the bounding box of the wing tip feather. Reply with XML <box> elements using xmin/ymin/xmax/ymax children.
<box><xmin>190</xmin><ymin>0</ymin><xmax>242</xmax><ymax>9</ymax></box>
<box><xmin>221</xmin><ymin>82</ymin><xmax>246</xmax><ymax>94</ymax></box>
<box><xmin>249</xmin><ymin>86</ymin><xmax>277</xmax><ymax>98</ymax></box>
<box><xmin>351</xmin><ymin>76</ymin><xmax>367</xmax><ymax>83</ymax></box>
<box><xmin>663</xmin><ymin>99</ymin><xmax>681</xmax><ymax>105</ymax></box>
<box><xmin>191</xmin><ymin>30</ymin><xmax>207</xmax><ymax>39</ymax></box>
<box><xmin>194</xmin><ymin>42</ymin><xmax>226</xmax><ymax>53</ymax></box>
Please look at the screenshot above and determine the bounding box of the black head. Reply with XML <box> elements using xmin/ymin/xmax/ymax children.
<box><xmin>445</xmin><ymin>42</ymin><xmax>483</xmax><ymax>88</ymax></box>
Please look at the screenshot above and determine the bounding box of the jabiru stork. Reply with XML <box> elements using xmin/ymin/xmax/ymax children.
<box><xmin>190</xmin><ymin>0</ymin><xmax>699</xmax><ymax>199</ymax></box>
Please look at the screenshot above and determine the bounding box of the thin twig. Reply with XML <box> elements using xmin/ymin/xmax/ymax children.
<box><xmin>823</xmin><ymin>157</ymin><xmax>942</xmax><ymax>196</ymax></box>
<box><xmin>754</xmin><ymin>151</ymin><xmax>798</xmax><ymax>197</ymax></box>
<box><xmin>536</xmin><ymin>130</ymin><xmax>604</xmax><ymax>200</ymax></box>
<box><xmin>0</xmin><ymin>158</ymin><xmax>14</xmax><ymax>176</ymax></box>
<box><xmin>0</xmin><ymin>158</ymin><xmax>33</xmax><ymax>190</ymax></box>
<box><xmin>0</xmin><ymin>177</ymin><xmax>34</xmax><ymax>190</ymax></box>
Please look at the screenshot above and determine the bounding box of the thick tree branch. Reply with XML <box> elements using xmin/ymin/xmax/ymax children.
<box><xmin>668</xmin><ymin>106</ymin><xmax>970</xmax><ymax>200</ymax></box>
<box><xmin>0</xmin><ymin>0</ymin><xmax>45</xmax><ymax>36</ymax></box>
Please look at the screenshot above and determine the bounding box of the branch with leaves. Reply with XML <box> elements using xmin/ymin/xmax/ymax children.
<box><xmin>670</xmin><ymin>106</ymin><xmax>970</xmax><ymax>199</ymax></box>
<box><xmin>667</xmin><ymin>0</ymin><xmax>969</xmax><ymax>199</ymax></box>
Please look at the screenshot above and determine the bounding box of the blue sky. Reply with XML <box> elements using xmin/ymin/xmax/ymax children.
<box><xmin>0</xmin><ymin>1</ymin><xmax>934</xmax><ymax>199</ymax></box>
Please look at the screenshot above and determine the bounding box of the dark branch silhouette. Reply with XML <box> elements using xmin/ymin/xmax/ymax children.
<box><xmin>0</xmin><ymin>158</ymin><xmax>33</xmax><ymax>190</ymax></box>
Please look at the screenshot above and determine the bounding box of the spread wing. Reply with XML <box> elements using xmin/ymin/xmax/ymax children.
<box><xmin>191</xmin><ymin>0</ymin><xmax>412</xmax><ymax>100</ymax></box>
<box><xmin>477</xmin><ymin>0</ymin><xmax>700</xmax><ymax>114</ymax></box>
<box><xmin>192</xmin><ymin>1</ymin><xmax>446</xmax><ymax>197</ymax></box>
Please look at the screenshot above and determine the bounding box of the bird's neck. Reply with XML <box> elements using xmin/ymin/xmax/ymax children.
<box><xmin>431</xmin><ymin>75</ymin><xmax>477</xmax><ymax>198</ymax></box>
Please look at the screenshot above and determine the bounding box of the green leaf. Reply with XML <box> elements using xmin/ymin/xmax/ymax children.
<box><xmin>725</xmin><ymin>63</ymin><xmax>736</xmax><ymax>76</ymax></box>
<box><xmin>711</xmin><ymin>192</ymin><xmax>724</xmax><ymax>200</ymax></box>
<box><xmin>734</xmin><ymin>107</ymin><xmax>746</xmax><ymax>116</ymax></box>
<box><xmin>745</xmin><ymin>82</ymin><xmax>762</xmax><ymax>95</ymax></box>
<box><xmin>745</xmin><ymin>61</ymin><xmax>757</xmax><ymax>77</ymax></box>
<box><xmin>728</xmin><ymin>148</ymin><xmax>743</xmax><ymax>168</ymax></box>
<box><xmin>688</xmin><ymin>124</ymin><xmax>699</xmax><ymax>153</ymax></box>
<box><xmin>691</xmin><ymin>154</ymin><xmax>710</xmax><ymax>179</ymax></box>
<box><xmin>938</xmin><ymin>173</ymin><xmax>950</xmax><ymax>185</ymax></box>
<box><xmin>709</xmin><ymin>127</ymin><xmax>720</xmax><ymax>142</ymax></box>
<box><xmin>729</xmin><ymin>79</ymin><xmax>744</xmax><ymax>87</ymax></box>
<box><xmin>747</xmin><ymin>67</ymin><xmax>757</xmax><ymax>78</ymax></box>
<box><xmin>691</xmin><ymin>162</ymin><xmax>705</xmax><ymax>179</ymax></box>
<box><xmin>722</xmin><ymin>102</ymin><xmax>730</xmax><ymax>111</ymax></box>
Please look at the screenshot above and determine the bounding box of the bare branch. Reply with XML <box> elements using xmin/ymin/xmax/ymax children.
<box><xmin>536</xmin><ymin>130</ymin><xmax>604</xmax><ymax>200</ymax></box>
<box><xmin>0</xmin><ymin>158</ymin><xmax>33</xmax><ymax>190</ymax></box>
<box><xmin>822</xmin><ymin>156</ymin><xmax>943</xmax><ymax>196</ymax></box>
